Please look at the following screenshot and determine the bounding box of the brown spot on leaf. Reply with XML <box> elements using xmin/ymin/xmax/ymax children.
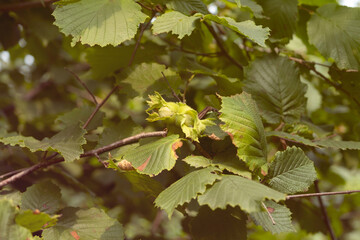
<box><xmin>267</xmin><ymin>207</ymin><xmax>275</xmax><ymax>213</ymax></box>
<box><xmin>209</xmin><ymin>133</ymin><xmax>221</xmax><ymax>140</ymax></box>
<box><xmin>137</xmin><ymin>155</ymin><xmax>151</xmax><ymax>171</ymax></box>
<box><xmin>33</xmin><ymin>209</ymin><xmax>40</xmax><ymax>215</ymax></box>
<box><xmin>71</xmin><ymin>231</ymin><xmax>80</xmax><ymax>240</ymax></box>
<box><xmin>172</xmin><ymin>140</ymin><xmax>183</xmax><ymax>158</ymax></box>
<box><xmin>261</xmin><ymin>169</ymin><xmax>267</xmax><ymax>176</ymax></box>
<box><xmin>226</xmin><ymin>131</ymin><xmax>234</xmax><ymax>141</ymax></box>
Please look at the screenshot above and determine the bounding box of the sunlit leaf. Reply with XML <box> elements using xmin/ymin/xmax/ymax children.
<box><xmin>198</xmin><ymin>175</ymin><xmax>286</xmax><ymax>213</ymax></box>
<box><xmin>123</xmin><ymin>135</ymin><xmax>182</xmax><ymax>176</ymax></box>
<box><xmin>53</xmin><ymin>0</ymin><xmax>148</xmax><ymax>46</ymax></box>
<box><xmin>220</xmin><ymin>93</ymin><xmax>268</xmax><ymax>171</ymax></box>
<box><xmin>15</xmin><ymin>210</ymin><xmax>58</xmax><ymax>232</ymax></box>
<box><xmin>152</xmin><ymin>11</ymin><xmax>200</xmax><ymax>39</ymax></box>
<box><xmin>155</xmin><ymin>167</ymin><xmax>221</xmax><ymax>217</ymax></box>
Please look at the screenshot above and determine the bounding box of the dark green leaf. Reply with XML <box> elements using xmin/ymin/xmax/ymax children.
<box><xmin>307</xmin><ymin>4</ymin><xmax>360</xmax><ymax>70</ymax></box>
<box><xmin>190</xmin><ymin>206</ymin><xmax>247</xmax><ymax>240</ymax></box>
<box><xmin>21</xmin><ymin>181</ymin><xmax>62</xmax><ymax>214</ymax></box>
<box><xmin>257</xmin><ymin>0</ymin><xmax>298</xmax><ymax>39</ymax></box>
<box><xmin>244</xmin><ymin>55</ymin><xmax>307</xmax><ymax>124</ymax></box>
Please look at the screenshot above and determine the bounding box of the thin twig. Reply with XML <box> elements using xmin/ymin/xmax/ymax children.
<box><xmin>151</xmin><ymin>210</ymin><xmax>164</xmax><ymax>235</ymax></box>
<box><xmin>67</xmin><ymin>68</ymin><xmax>98</xmax><ymax>105</ymax></box>
<box><xmin>94</xmin><ymin>153</ymin><xmax>108</xmax><ymax>168</ymax></box>
<box><xmin>82</xmin><ymin>85</ymin><xmax>119</xmax><ymax>129</ymax></box>
<box><xmin>262</xmin><ymin>202</ymin><xmax>276</xmax><ymax>225</ymax></box>
<box><xmin>274</xmin><ymin>123</ymin><xmax>287</xmax><ymax>149</ymax></box>
<box><xmin>314</xmin><ymin>180</ymin><xmax>337</xmax><ymax>240</ymax></box>
<box><xmin>286</xmin><ymin>190</ymin><xmax>360</xmax><ymax>199</ymax></box>
<box><xmin>82</xmin><ymin>130</ymin><xmax>168</xmax><ymax>157</ymax></box>
<box><xmin>198</xmin><ymin>106</ymin><xmax>218</xmax><ymax>120</ymax></box>
<box><xmin>0</xmin><ymin>168</ymin><xmax>28</xmax><ymax>179</ymax></box>
<box><xmin>274</xmin><ymin>122</ymin><xmax>285</xmax><ymax>131</ymax></box>
<box><xmin>176</xmin><ymin>48</ymin><xmax>220</xmax><ymax>57</ymax></box>
<box><xmin>242</xmin><ymin>38</ymin><xmax>252</xmax><ymax>61</ymax></box>
<box><xmin>288</xmin><ymin>56</ymin><xmax>360</xmax><ymax>107</ymax></box>
<box><xmin>0</xmin><ymin>131</ymin><xmax>168</xmax><ymax>189</ymax></box>
<box><xmin>0</xmin><ymin>158</ymin><xmax>64</xmax><ymax>188</ymax></box>
<box><xmin>128</xmin><ymin>12</ymin><xmax>156</xmax><ymax>67</ymax></box>
<box><xmin>136</xmin><ymin>1</ymin><xmax>153</xmax><ymax>11</ymax></box>
<box><xmin>203</xmin><ymin>21</ymin><xmax>243</xmax><ymax>70</ymax></box>
<box><xmin>193</xmin><ymin>142</ymin><xmax>213</xmax><ymax>159</ymax></box>
<box><xmin>0</xmin><ymin>0</ymin><xmax>58</xmax><ymax>11</ymax></box>
<box><xmin>161</xmin><ymin>72</ymin><xmax>182</xmax><ymax>102</ymax></box>
<box><xmin>288</xmin><ymin>56</ymin><xmax>331</xmax><ymax>68</ymax></box>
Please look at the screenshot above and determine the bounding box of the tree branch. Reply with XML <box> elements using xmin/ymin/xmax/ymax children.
<box><xmin>0</xmin><ymin>0</ymin><xmax>58</xmax><ymax>12</ymax></box>
<box><xmin>0</xmin><ymin>130</ymin><xmax>168</xmax><ymax>189</ymax></box>
<box><xmin>82</xmin><ymin>130</ymin><xmax>168</xmax><ymax>157</ymax></box>
<box><xmin>174</xmin><ymin>47</ymin><xmax>221</xmax><ymax>57</ymax></box>
<box><xmin>66</xmin><ymin>68</ymin><xmax>98</xmax><ymax>105</ymax></box>
<box><xmin>314</xmin><ymin>180</ymin><xmax>337</xmax><ymax>240</ymax></box>
<box><xmin>288</xmin><ymin>56</ymin><xmax>360</xmax><ymax>107</ymax></box>
<box><xmin>82</xmin><ymin>85</ymin><xmax>119</xmax><ymax>129</ymax></box>
<box><xmin>0</xmin><ymin>158</ymin><xmax>64</xmax><ymax>188</ymax></box>
<box><xmin>128</xmin><ymin>11</ymin><xmax>156</xmax><ymax>67</ymax></box>
<box><xmin>161</xmin><ymin>72</ymin><xmax>182</xmax><ymax>102</ymax></box>
<box><xmin>286</xmin><ymin>190</ymin><xmax>360</xmax><ymax>199</ymax></box>
<box><xmin>203</xmin><ymin>21</ymin><xmax>243</xmax><ymax>70</ymax></box>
